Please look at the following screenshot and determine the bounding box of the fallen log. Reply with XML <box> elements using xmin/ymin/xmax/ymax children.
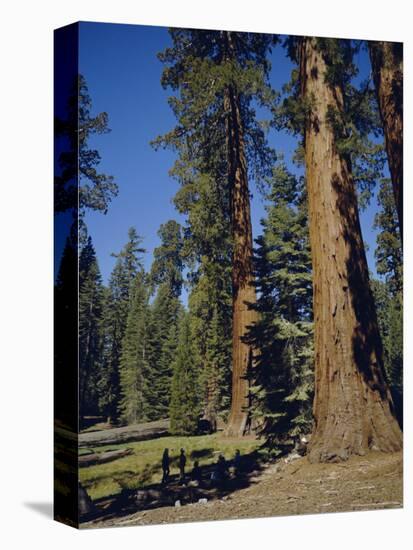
<box><xmin>79</xmin><ymin>419</ymin><xmax>169</xmax><ymax>448</ymax></box>
<box><xmin>79</xmin><ymin>448</ymin><xmax>133</xmax><ymax>467</ymax></box>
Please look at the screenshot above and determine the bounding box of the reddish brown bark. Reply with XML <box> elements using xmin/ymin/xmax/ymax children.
<box><xmin>300</xmin><ymin>37</ymin><xmax>402</xmax><ymax>462</ymax></box>
<box><xmin>369</xmin><ymin>41</ymin><xmax>403</xmax><ymax>243</ymax></box>
<box><xmin>223</xmin><ymin>32</ymin><xmax>258</xmax><ymax>437</ymax></box>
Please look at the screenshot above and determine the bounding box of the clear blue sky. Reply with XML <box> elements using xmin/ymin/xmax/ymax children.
<box><xmin>79</xmin><ymin>22</ymin><xmax>383</xmax><ymax>290</ymax></box>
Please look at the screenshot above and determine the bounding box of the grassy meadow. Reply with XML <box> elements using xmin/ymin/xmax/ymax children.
<box><xmin>80</xmin><ymin>433</ymin><xmax>261</xmax><ymax>501</ymax></box>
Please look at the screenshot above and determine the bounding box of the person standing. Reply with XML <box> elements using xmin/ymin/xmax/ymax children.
<box><xmin>179</xmin><ymin>448</ymin><xmax>187</xmax><ymax>483</ymax></box>
<box><xmin>161</xmin><ymin>448</ymin><xmax>170</xmax><ymax>484</ymax></box>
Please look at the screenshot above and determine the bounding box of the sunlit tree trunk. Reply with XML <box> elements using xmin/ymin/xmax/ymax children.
<box><xmin>300</xmin><ymin>37</ymin><xmax>402</xmax><ymax>462</ymax></box>
<box><xmin>223</xmin><ymin>31</ymin><xmax>258</xmax><ymax>437</ymax></box>
<box><xmin>369</xmin><ymin>41</ymin><xmax>403</xmax><ymax>243</ymax></box>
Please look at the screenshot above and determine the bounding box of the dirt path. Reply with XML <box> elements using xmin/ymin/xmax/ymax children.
<box><xmin>84</xmin><ymin>451</ymin><xmax>402</xmax><ymax>528</ymax></box>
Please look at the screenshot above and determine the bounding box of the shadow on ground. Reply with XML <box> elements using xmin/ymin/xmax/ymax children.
<box><xmin>81</xmin><ymin>449</ymin><xmax>269</xmax><ymax>525</ymax></box>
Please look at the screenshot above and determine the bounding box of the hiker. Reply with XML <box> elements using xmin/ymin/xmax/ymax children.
<box><xmin>233</xmin><ymin>449</ymin><xmax>241</xmax><ymax>477</ymax></box>
<box><xmin>212</xmin><ymin>454</ymin><xmax>229</xmax><ymax>488</ymax></box>
<box><xmin>161</xmin><ymin>448</ymin><xmax>170</xmax><ymax>484</ymax></box>
<box><xmin>179</xmin><ymin>448</ymin><xmax>187</xmax><ymax>483</ymax></box>
<box><xmin>191</xmin><ymin>460</ymin><xmax>202</xmax><ymax>484</ymax></box>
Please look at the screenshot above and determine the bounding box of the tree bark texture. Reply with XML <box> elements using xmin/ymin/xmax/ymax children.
<box><xmin>369</xmin><ymin>41</ymin><xmax>403</xmax><ymax>243</ymax></box>
<box><xmin>300</xmin><ymin>37</ymin><xmax>402</xmax><ymax>462</ymax></box>
<box><xmin>223</xmin><ymin>32</ymin><xmax>258</xmax><ymax>437</ymax></box>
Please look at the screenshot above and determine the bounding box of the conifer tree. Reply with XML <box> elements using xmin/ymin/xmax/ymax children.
<box><xmin>151</xmin><ymin>220</ymin><xmax>184</xmax><ymax>297</ymax></box>
<box><xmin>368</xmin><ymin>42</ymin><xmax>403</xmax><ymax>240</ymax></box>
<box><xmin>55</xmin><ymin>237</ymin><xmax>78</xmax><ymax>429</ymax></box>
<box><xmin>143</xmin><ymin>220</ymin><xmax>185</xmax><ymax>420</ymax></box>
<box><xmin>372</xmin><ymin>177</ymin><xmax>403</xmax><ymax>425</ymax></box>
<box><xmin>169</xmin><ymin>314</ymin><xmax>201</xmax><ymax>435</ymax></box>
<box><xmin>55</xmin><ymin>74</ymin><xmax>118</xmax><ymax>242</ymax></box>
<box><xmin>118</xmin><ymin>272</ymin><xmax>150</xmax><ymax>425</ymax></box>
<box><xmin>155</xmin><ymin>29</ymin><xmax>275</xmax><ymax>436</ymax></box>
<box><xmin>294</xmin><ymin>37</ymin><xmax>402</xmax><ymax>461</ymax></box>
<box><xmin>188</xmin><ymin>267</ymin><xmax>232</xmax><ymax>429</ymax></box>
<box><xmin>79</xmin><ymin>235</ymin><xmax>104</xmax><ymax>423</ymax></box>
<box><xmin>145</xmin><ymin>283</ymin><xmax>183</xmax><ymax>420</ymax></box>
<box><xmin>247</xmin><ymin>163</ymin><xmax>313</xmax><ymax>445</ymax></box>
<box><xmin>374</xmin><ymin>178</ymin><xmax>402</xmax><ymax>296</ymax></box>
<box><xmin>180</xmin><ymin>173</ymin><xmax>233</xmax><ymax>428</ymax></box>
<box><xmin>99</xmin><ymin>228</ymin><xmax>145</xmax><ymax>423</ymax></box>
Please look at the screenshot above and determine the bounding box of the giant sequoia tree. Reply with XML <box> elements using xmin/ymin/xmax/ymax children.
<box><xmin>298</xmin><ymin>37</ymin><xmax>402</xmax><ymax>461</ymax></box>
<box><xmin>368</xmin><ymin>41</ymin><xmax>403</xmax><ymax>241</ymax></box>
<box><xmin>155</xmin><ymin>29</ymin><xmax>275</xmax><ymax>436</ymax></box>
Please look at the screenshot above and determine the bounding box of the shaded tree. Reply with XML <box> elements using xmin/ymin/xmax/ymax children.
<box><xmin>79</xmin><ymin>235</ymin><xmax>104</xmax><ymax>422</ymax></box>
<box><xmin>372</xmin><ymin>176</ymin><xmax>403</xmax><ymax>426</ymax></box>
<box><xmin>169</xmin><ymin>313</ymin><xmax>201</xmax><ymax>435</ymax></box>
<box><xmin>368</xmin><ymin>41</ymin><xmax>403</xmax><ymax>241</ymax></box>
<box><xmin>247</xmin><ymin>163</ymin><xmax>313</xmax><ymax>446</ymax></box>
<box><xmin>55</xmin><ymin>74</ymin><xmax>118</xmax><ymax>242</ymax></box>
<box><xmin>145</xmin><ymin>283</ymin><xmax>184</xmax><ymax>420</ymax></box>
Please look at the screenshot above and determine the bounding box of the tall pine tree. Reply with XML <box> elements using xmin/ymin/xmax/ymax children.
<box><xmin>118</xmin><ymin>272</ymin><xmax>150</xmax><ymax>425</ymax></box>
<box><xmin>79</xmin><ymin>235</ymin><xmax>104</xmax><ymax>423</ymax></box>
<box><xmin>372</xmin><ymin>177</ymin><xmax>403</xmax><ymax>425</ymax></box>
<box><xmin>169</xmin><ymin>313</ymin><xmax>201</xmax><ymax>435</ymax></box>
<box><xmin>99</xmin><ymin>228</ymin><xmax>145</xmax><ymax>424</ymax></box>
<box><xmin>247</xmin><ymin>162</ymin><xmax>313</xmax><ymax>446</ymax></box>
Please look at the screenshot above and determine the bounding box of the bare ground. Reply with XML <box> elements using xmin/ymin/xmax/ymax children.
<box><xmin>84</xmin><ymin>450</ymin><xmax>403</xmax><ymax>528</ymax></box>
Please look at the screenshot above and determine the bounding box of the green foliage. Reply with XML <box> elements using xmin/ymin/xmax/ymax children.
<box><xmin>79</xmin><ymin>235</ymin><xmax>104</xmax><ymax>419</ymax></box>
<box><xmin>154</xmin><ymin>29</ymin><xmax>276</xmax><ymax>188</ymax></box>
<box><xmin>169</xmin><ymin>314</ymin><xmax>201</xmax><ymax>435</ymax></box>
<box><xmin>55</xmin><ymin>75</ymin><xmax>118</xmax><ymax>242</ymax></box>
<box><xmin>145</xmin><ymin>284</ymin><xmax>184</xmax><ymax>421</ymax></box>
<box><xmin>99</xmin><ymin>228</ymin><xmax>146</xmax><ymax>423</ymax></box>
<box><xmin>188</xmin><ymin>268</ymin><xmax>232</xmax><ymax>423</ymax></box>
<box><xmin>374</xmin><ymin>178</ymin><xmax>403</xmax><ymax>295</ymax></box>
<box><xmin>154</xmin><ymin>30</ymin><xmax>277</xmax><ymax>426</ymax></box>
<box><xmin>118</xmin><ymin>272</ymin><xmax>150</xmax><ymax>424</ymax></box>
<box><xmin>78</xmin><ymin>75</ymin><xmax>118</xmax><ymax>217</ymax></box>
<box><xmin>247</xmin><ymin>162</ymin><xmax>314</xmax><ymax>444</ymax></box>
<box><xmin>372</xmin><ymin>176</ymin><xmax>403</xmax><ymax>426</ymax></box>
<box><xmin>150</xmin><ymin>220</ymin><xmax>184</xmax><ymax>296</ymax></box>
<box><xmin>371</xmin><ymin>279</ymin><xmax>403</xmax><ymax>425</ymax></box>
<box><xmin>80</xmin><ymin>433</ymin><xmax>260</xmax><ymax>501</ymax></box>
<box><xmin>278</xmin><ymin>38</ymin><xmax>386</xmax><ymax>208</ymax></box>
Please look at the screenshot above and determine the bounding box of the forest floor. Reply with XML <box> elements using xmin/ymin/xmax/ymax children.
<box><xmin>82</xmin><ymin>443</ymin><xmax>403</xmax><ymax>528</ymax></box>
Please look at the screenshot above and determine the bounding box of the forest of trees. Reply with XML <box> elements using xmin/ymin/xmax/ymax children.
<box><xmin>56</xmin><ymin>32</ymin><xmax>403</xmax><ymax>463</ymax></box>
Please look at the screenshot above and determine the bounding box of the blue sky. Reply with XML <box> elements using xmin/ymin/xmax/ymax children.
<box><xmin>79</xmin><ymin>22</ymin><xmax>382</xmax><ymax>289</ymax></box>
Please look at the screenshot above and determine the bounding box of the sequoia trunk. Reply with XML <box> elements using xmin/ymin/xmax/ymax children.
<box><xmin>368</xmin><ymin>41</ymin><xmax>403</xmax><ymax>243</ymax></box>
<box><xmin>223</xmin><ymin>32</ymin><xmax>258</xmax><ymax>437</ymax></box>
<box><xmin>301</xmin><ymin>37</ymin><xmax>402</xmax><ymax>462</ymax></box>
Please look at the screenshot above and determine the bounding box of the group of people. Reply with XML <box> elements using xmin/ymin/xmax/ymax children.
<box><xmin>161</xmin><ymin>448</ymin><xmax>242</xmax><ymax>487</ymax></box>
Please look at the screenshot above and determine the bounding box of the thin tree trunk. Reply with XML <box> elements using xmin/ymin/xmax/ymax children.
<box><xmin>300</xmin><ymin>37</ymin><xmax>402</xmax><ymax>462</ymax></box>
<box><xmin>368</xmin><ymin>41</ymin><xmax>403</xmax><ymax>243</ymax></box>
<box><xmin>223</xmin><ymin>31</ymin><xmax>258</xmax><ymax>437</ymax></box>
